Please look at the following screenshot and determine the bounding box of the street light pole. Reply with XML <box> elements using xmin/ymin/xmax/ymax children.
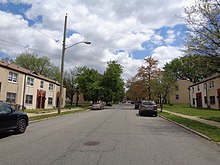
<box><xmin>58</xmin><ymin>14</ymin><xmax>91</xmax><ymax>114</ymax></box>
<box><xmin>58</xmin><ymin>14</ymin><xmax>67</xmax><ymax>114</ymax></box>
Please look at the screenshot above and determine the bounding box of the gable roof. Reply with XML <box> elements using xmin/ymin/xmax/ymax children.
<box><xmin>0</xmin><ymin>60</ymin><xmax>60</xmax><ymax>86</ymax></box>
<box><xmin>189</xmin><ymin>73</ymin><xmax>220</xmax><ymax>87</ymax></box>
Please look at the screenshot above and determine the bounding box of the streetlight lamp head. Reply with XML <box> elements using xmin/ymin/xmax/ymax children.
<box><xmin>84</xmin><ymin>41</ymin><xmax>91</xmax><ymax>44</ymax></box>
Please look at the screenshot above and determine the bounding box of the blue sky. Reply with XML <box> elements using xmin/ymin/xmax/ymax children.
<box><xmin>0</xmin><ymin>0</ymin><xmax>192</xmax><ymax>79</ymax></box>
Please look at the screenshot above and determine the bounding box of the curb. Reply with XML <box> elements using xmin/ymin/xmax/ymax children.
<box><xmin>159</xmin><ymin>115</ymin><xmax>211</xmax><ymax>141</ymax></box>
<box><xmin>29</xmin><ymin>109</ymin><xmax>90</xmax><ymax>123</ymax></box>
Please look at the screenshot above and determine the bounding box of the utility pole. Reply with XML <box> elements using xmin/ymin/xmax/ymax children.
<box><xmin>58</xmin><ymin>14</ymin><xmax>67</xmax><ymax>114</ymax></box>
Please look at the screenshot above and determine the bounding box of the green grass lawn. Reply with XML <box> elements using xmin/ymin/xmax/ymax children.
<box><xmin>29</xmin><ymin>108</ymin><xmax>88</xmax><ymax>121</ymax></box>
<box><xmin>159</xmin><ymin>111</ymin><xmax>220</xmax><ymax>142</ymax></box>
<box><xmin>162</xmin><ymin>104</ymin><xmax>220</xmax><ymax>123</ymax></box>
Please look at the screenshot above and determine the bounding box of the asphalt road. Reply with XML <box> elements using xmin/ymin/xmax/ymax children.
<box><xmin>0</xmin><ymin>104</ymin><xmax>220</xmax><ymax>165</ymax></box>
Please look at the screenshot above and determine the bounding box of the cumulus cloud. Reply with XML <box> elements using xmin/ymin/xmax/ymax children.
<box><xmin>151</xmin><ymin>46</ymin><xmax>183</xmax><ymax>69</ymax></box>
<box><xmin>0</xmin><ymin>0</ymin><xmax>193</xmax><ymax>81</ymax></box>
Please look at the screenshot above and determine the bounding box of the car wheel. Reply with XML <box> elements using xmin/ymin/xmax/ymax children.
<box><xmin>16</xmin><ymin>119</ymin><xmax>27</xmax><ymax>134</ymax></box>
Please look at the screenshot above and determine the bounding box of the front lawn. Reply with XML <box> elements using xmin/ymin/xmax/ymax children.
<box><xmin>163</xmin><ymin>104</ymin><xmax>220</xmax><ymax>123</ymax></box>
<box><xmin>160</xmin><ymin>111</ymin><xmax>220</xmax><ymax>142</ymax></box>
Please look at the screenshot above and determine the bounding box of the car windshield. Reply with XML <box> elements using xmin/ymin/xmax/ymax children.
<box><xmin>142</xmin><ymin>101</ymin><xmax>155</xmax><ymax>106</ymax></box>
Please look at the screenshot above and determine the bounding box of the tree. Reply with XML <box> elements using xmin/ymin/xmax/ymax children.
<box><xmin>136</xmin><ymin>57</ymin><xmax>160</xmax><ymax>100</ymax></box>
<box><xmin>163</xmin><ymin>55</ymin><xmax>214</xmax><ymax>83</ymax></box>
<box><xmin>152</xmin><ymin>71</ymin><xmax>176</xmax><ymax>111</ymax></box>
<box><xmin>76</xmin><ymin>67</ymin><xmax>103</xmax><ymax>103</ymax></box>
<box><xmin>101</xmin><ymin>61</ymin><xmax>125</xmax><ymax>104</ymax></box>
<box><xmin>14</xmin><ymin>52</ymin><xmax>61</xmax><ymax>81</ymax></box>
<box><xmin>126</xmin><ymin>77</ymin><xmax>148</xmax><ymax>101</ymax></box>
<box><xmin>184</xmin><ymin>0</ymin><xmax>220</xmax><ymax>72</ymax></box>
<box><xmin>64</xmin><ymin>68</ymin><xmax>78</xmax><ymax>106</ymax></box>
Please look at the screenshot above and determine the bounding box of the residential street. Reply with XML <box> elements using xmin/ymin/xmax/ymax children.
<box><xmin>0</xmin><ymin>104</ymin><xmax>220</xmax><ymax>165</ymax></box>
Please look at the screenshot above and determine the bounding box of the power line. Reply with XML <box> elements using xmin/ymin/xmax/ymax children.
<box><xmin>53</xmin><ymin>0</ymin><xmax>82</xmax><ymax>35</ymax></box>
<box><xmin>9</xmin><ymin>13</ymin><xmax>59</xmax><ymax>42</ymax></box>
<box><xmin>0</xmin><ymin>38</ymin><xmax>59</xmax><ymax>56</ymax></box>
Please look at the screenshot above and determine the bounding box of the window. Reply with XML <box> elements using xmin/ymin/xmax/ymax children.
<box><xmin>197</xmin><ymin>85</ymin><xmax>200</xmax><ymax>91</ymax></box>
<box><xmin>176</xmin><ymin>95</ymin><xmax>179</xmax><ymax>100</ymax></box>
<box><xmin>8</xmin><ymin>72</ymin><xmax>18</xmax><ymax>83</ymax></box>
<box><xmin>40</xmin><ymin>81</ymin><xmax>44</xmax><ymax>88</ymax></box>
<box><xmin>209</xmin><ymin>81</ymin><xmax>214</xmax><ymax>89</ymax></box>
<box><xmin>210</xmin><ymin>96</ymin><xmax>215</xmax><ymax>104</ymax></box>
<box><xmin>6</xmin><ymin>92</ymin><xmax>16</xmax><ymax>103</ymax></box>
<box><xmin>49</xmin><ymin>83</ymin><xmax>53</xmax><ymax>90</ymax></box>
<box><xmin>204</xmin><ymin>96</ymin><xmax>207</xmax><ymax>104</ymax></box>
<box><xmin>27</xmin><ymin>77</ymin><xmax>34</xmax><ymax>86</ymax></box>
<box><xmin>0</xmin><ymin>103</ymin><xmax>12</xmax><ymax>114</ymax></box>
<box><xmin>192</xmin><ymin>87</ymin><xmax>194</xmax><ymax>93</ymax></box>
<box><xmin>175</xmin><ymin>86</ymin><xmax>179</xmax><ymax>90</ymax></box>
<box><xmin>0</xmin><ymin>82</ymin><xmax>1</xmax><ymax>92</ymax></box>
<box><xmin>25</xmin><ymin>95</ymin><xmax>33</xmax><ymax>104</ymax></box>
<box><xmin>48</xmin><ymin>97</ymin><xmax>53</xmax><ymax>105</ymax></box>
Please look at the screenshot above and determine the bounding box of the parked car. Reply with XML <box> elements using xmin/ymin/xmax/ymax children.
<box><xmin>91</xmin><ymin>103</ymin><xmax>104</xmax><ymax>110</ymax></box>
<box><xmin>0</xmin><ymin>102</ymin><xmax>29</xmax><ymax>133</ymax></box>
<box><xmin>134</xmin><ymin>101</ymin><xmax>142</xmax><ymax>109</ymax></box>
<box><xmin>139</xmin><ymin>101</ymin><xmax>157</xmax><ymax>117</ymax></box>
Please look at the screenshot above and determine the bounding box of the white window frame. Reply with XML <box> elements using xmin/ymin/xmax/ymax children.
<box><xmin>209</xmin><ymin>81</ymin><xmax>214</xmax><ymax>89</ymax></box>
<box><xmin>25</xmin><ymin>95</ymin><xmax>33</xmax><ymax>104</ymax></box>
<box><xmin>48</xmin><ymin>97</ymin><xmax>53</xmax><ymax>105</ymax></box>
<box><xmin>6</xmin><ymin>92</ymin><xmax>16</xmax><ymax>103</ymax></box>
<box><xmin>8</xmin><ymin>72</ymin><xmax>18</xmax><ymax>83</ymax></box>
<box><xmin>27</xmin><ymin>77</ymin><xmax>34</xmax><ymax>86</ymax></box>
<box><xmin>40</xmin><ymin>81</ymin><xmax>44</xmax><ymax>88</ymax></box>
<box><xmin>49</xmin><ymin>83</ymin><xmax>54</xmax><ymax>90</ymax></box>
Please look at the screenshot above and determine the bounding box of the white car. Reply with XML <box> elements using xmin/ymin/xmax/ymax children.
<box><xmin>91</xmin><ymin>103</ymin><xmax>103</xmax><ymax>110</ymax></box>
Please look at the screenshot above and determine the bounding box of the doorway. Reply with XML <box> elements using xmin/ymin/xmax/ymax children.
<box><xmin>36</xmin><ymin>90</ymin><xmax>46</xmax><ymax>109</ymax></box>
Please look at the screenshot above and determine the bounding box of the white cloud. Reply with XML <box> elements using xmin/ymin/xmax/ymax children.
<box><xmin>164</xmin><ymin>30</ymin><xmax>176</xmax><ymax>44</ymax></box>
<box><xmin>0</xmin><ymin>0</ymin><xmax>194</xmax><ymax>81</ymax></box>
<box><xmin>151</xmin><ymin>46</ymin><xmax>183</xmax><ymax>69</ymax></box>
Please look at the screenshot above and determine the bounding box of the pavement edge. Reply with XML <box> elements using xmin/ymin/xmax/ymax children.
<box><xmin>159</xmin><ymin>115</ymin><xmax>212</xmax><ymax>141</ymax></box>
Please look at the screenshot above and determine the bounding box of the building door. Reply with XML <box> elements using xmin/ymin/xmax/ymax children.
<box><xmin>36</xmin><ymin>90</ymin><xmax>46</xmax><ymax>109</ymax></box>
<box><xmin>217</xmin><ymin>89</ymin><xmax>220</xmax><ymax>110</ymax></box>
<box><xmin>196</xmin><ymin>92</ymin><xmax>202</xmax><ymax>108</ymax></box>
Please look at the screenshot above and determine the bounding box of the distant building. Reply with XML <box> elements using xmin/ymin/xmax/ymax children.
<box><xmin>189</xmin><ymin>74</ymin><xmax>220</xmax><ymax>110</ymax></box>
<box><xmin>0</xmin><ymin>60</ymin><xmax>66</xmax><ymax>109</ymax></box>
<box><xmin>72</xmin><ymin>93</ymin><xmax>91</xmax><ymax>105</ymax></box>
<box><xmin>170</xmin><ymin>80</ymin><xmax>193</xmax><ymax>104</ymax></box>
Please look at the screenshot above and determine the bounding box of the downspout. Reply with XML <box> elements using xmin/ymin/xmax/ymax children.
<box><xmin>22</xmin><ymin>74</ymin><xmax>26</xmax><ymax>111</ymax></box>
<box><xmin>188</xmin><ymin>87</ymin><xmax>191</xmax><ymax>107</ymax></box>
<box><xmin>205</xmin><ymin>81</ymin><xmax>210</xmax><ymax>108</ymax></box>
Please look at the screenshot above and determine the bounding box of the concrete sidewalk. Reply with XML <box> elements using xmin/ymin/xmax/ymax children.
<box><xmin>163</xmin><ymin>110</ymin><xmax>220</xmax><ymax>129</ymax></box>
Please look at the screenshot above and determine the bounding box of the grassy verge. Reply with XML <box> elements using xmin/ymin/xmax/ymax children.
<box><xmin>163</xmin><ymin>104</ymin><xmax>220</xmax><ymax>123</ymax></box>
<box><xmin>29</xmin><ymin>108</ymin><xmax>88</xmax><ymax>121</ymax></box>
<box><xmin>159</xmin><ymin>111</ymin><xmax>220</xmax><ymax>142</ymax></box>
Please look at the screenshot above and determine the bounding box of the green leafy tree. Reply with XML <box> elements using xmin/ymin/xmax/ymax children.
<box><xmin>152</xmin><ymin>71</ymin><xmax>176</xmax><ymax>111</ymax></box>
<box><xmin>76</xmin><ymin>67</ymin><xmax>103</xmax><ymax>103</ymax></box>
<box><xmin>184</xmin><ymin>0</ymin><xmax>220</xmax><ymax>72</ymax></box>
<box><xmin>14</xmin><ymin>52</ymin><xmax>61</xmax><ymax>81</ymax></box>
<box><xmin>64</xmin><ymin>68</ymin><xmax>78</xmax><ymax>106</ymax></box>
<box><xmin>102</xmin><ymin>61</ymin><xmax>125</xmax><ymax>104</ymax></box>
<box><xmin>163</xmin><ymin>55</ymin><xmax>214</xmax><ymax>83</ymax></box>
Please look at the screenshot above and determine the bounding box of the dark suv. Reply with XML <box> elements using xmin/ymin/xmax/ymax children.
<box><xmin>0</xmin><ymin>102</ymin><xmax>29</xmax><ymax>133</ymax></box>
